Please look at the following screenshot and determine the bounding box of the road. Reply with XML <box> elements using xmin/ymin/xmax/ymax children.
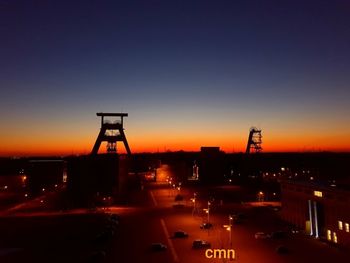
<box><xmin>105</xmin><ymin>164</ymin><xmax>349</xmax><ymax>263</ymax></box>
<box><xmin>0</xmin><ymin>163</ymin><xmax>348</xmax><ymax>263</ymax></box>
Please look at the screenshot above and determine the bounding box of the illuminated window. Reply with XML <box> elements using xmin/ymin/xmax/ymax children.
<box><xmin>333</xmin><ymin>232</ymin><xmax>338</xmax><ymax>243</ymax></box>
<box><xmin>327</xmin><ymin>230</ymin><xmax>332</xmax><ymax>241</ymax></box>
<box><xmin>345</xmin><ymin>223</ymin><xmax>349</xmax><ymax>233</ymax></box>
<box><xmin>338</xmin><ymin>221</ymin><xmax>343</xmax><ymax>230</ymax></box>
<box><xmin>63</xmin><ymin>173</ymin><xmax>67</xmax><ymax>183</ymax></box>
<box><xmin>314</xmin><ymin>191</ymin><xmax>323</xmax><ymax>197</ymax></box>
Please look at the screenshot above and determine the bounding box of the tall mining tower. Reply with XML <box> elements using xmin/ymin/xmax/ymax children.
<box><xmin>91</xmin><ymin>112</ymin><xmax>131</xmax><ymax>155</ymax></box>
<box><xmin>246</xmin><ymin>127</ymin><xmax>262</xmax><ymax>154</ymax></box>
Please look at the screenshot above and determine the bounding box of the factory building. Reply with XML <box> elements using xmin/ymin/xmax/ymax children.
<box><xmin>281</xmin><ymin>180</ymin><xmax>350</xmax><ymax>248</ymax></box>
<box><xmin>66</xmin><ymin>154</ymin><xmax>130</xmax><ymax>206</ymax></box>
<box><xmin>198</xmin><ymin>147</ymin><xmax>225</xmax><ymax>184</ymax></box>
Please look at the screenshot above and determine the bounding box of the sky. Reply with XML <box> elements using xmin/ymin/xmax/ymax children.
<box><xmin>1</xmin><ymin>0</ymin><xmax>350</xmax><ymax>156</ymax></box>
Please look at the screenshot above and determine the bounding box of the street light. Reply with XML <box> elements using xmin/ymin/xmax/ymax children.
<box><xmin>168</xmin><ymin>180</ymin><xmax>172</xmax><ymax>197</ymax></box>
<box><xmin>229</xmin><ymin>215</ymin><xmax>233</xmax><ymax>248</ymax></box>
<box><xmin>177</xmin><ymin>182</ymin><xmax>182</xmax><ymax>193</ymax></box>
<box><xmin>206</xmin><ymin>201</ymin><xmax>211</xmax><ymax>223</ymax></box>
<box><xmin>191</xmin><ymin>192</ymin><xmax>197</xmax><ymax>215</ymax></box>
<box><xmin>223</xmin><ymin>215</ymin><xmax>233</xmax><ymax>249</ymax></box>
<box><xmin>258</xmin><ymin>191</ymin><xmax>264</xmax><ymax>202</ymax></box>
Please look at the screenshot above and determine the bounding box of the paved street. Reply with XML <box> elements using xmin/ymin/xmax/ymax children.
<box><xmin>105</xmin><ymin>164</ymin><xmax>349</xmax><ymax>263</ymax></box>
<box><xmin>0</xmin><ymin>163</ymin><xmax>349</xmax><ymax>263</ymax></box>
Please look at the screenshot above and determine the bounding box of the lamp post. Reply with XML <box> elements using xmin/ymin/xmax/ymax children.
<box><xmin>191</xmin><ymin>192</ymin><xmax>197</xmax><ymax>216</ymax></box>
<box><xmin>229</xmin><ymin>215</ymin><xmax>233</xmax><ymax>248</ymax></box>
<box><xmin>258</xmin><ymin>191</ymin><xmax>264</xmax><ymax>202</ymax></box>
<box><xmin>223</xmin><ymin>215</ymin><xmax>233</xmax><ymax>249</ymax></box>
<box><xmin>168</xmin><ymin>180</ymin><xmax>172</xmax><ymax>197</ymax></box>
<box><xmin>207</xmin><ymin>201</ymin><xmax>211</xmax><ymax>223</ymax></box>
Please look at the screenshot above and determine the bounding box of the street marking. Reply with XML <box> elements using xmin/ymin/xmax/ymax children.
<box><xmin>160</xmin><ymin>218</ymin><xmax>179</xmax><ymax>262</ymax></box>
<box><xmin>5</xmin><ymin>194</ymin><xmax>47</xmax><ymax>214</ymax></box>
<box><xmin>150</xmin><ymin>191</ymin><xmax>158</xmax><ymax>206</ymax></box>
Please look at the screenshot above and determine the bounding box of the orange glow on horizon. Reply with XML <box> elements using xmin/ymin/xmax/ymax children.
<box><xmin>1</xmin><ymin>136</ymin><xmax>349</xmax><ymax>157</ymax></box>
<box><xmin>1</xmin><ymin>122</ymin><xmax>349</xmax><ymax>156</ymax></box>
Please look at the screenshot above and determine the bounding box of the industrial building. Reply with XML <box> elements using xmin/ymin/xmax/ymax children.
<box><xmin>27</xmin><ymin>159</ymin><xmax>65</xmax><ymax>194</ymax></box>
<box><xmin>198</xmin><ymin>147</ymin><xmax>225</xmax><ymax>184</ymax></box>
<box><xmin>66</xmin><ymin>154</ymin><xmax>130</xmax><ymax>206</ymax></box>
<box><xmin>281</xmin><ymin>180</ymin><xmax>350</xmax><ymax>249</ymax></box>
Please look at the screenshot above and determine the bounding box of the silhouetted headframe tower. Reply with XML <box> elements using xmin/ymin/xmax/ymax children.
<box><xmin>91</xmin><ymin>112</ymin><xmax>131</xmax><ymax>155</ymax></box>
<box><xmin>246</xmin><ymin>127</ymin><xmax>262</xmax><ymax>154</ymax></box>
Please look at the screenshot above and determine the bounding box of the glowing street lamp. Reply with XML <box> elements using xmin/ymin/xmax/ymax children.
<box><xmin>168</xmin><ymin>179</ymin><xmax>173</xmax><ymax>197</ymax></box>
<box><xmin>229</xmin><ymin>215</ymin><xmax>233</xmax><ymax>248</ymax></box>
<box><xmin>177</xmin><ymin>182</ymin><xmax>182</xmax><ymax>192</ymax></box>
<box><xmin>258</xmin><ymin>191</ymin><xmax>264</xmax><ymax>202</ymax></box>
<box><xmin>191</xmin><ymin>192</ymin><xmax>197</xmax><ymax>215</ymax></box>
<box><xmin>223</xmin><ymin>215</ymin><xmax>233</xmax><ymax>249</ymax></box>
<box><xmin>203</xmin><ymin>201</ymin><xmax>211</xmax><ymax>223</ymax></box>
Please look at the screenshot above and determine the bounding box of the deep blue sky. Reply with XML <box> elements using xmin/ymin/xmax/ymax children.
<box><xmin>1</xmin><ymin>0</ymin><xmax>350</xmax><ymax>154</ymax></box>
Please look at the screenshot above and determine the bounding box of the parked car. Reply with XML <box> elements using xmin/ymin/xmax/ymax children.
<box><xmin>192</xmin><ymin>240</ymin><xmax>211</xmax><ymax>249</ymax></box>
<box><xmin>94</xmin><ymin>228</ymin><xmax>115</xmax><ymax>243</ymax></box>
<box><xmin>150</xmin><ymin>243</ymin><xmax>167</xmax><ymax>251</ymax></box>
<box><xmin>88</xmin><ymin>250</ymin><xmax>106</xmax><ymax>263</ymax></box>
<box><xmin>108</xmin><ymin>213</ymin><xmax>120</xmax><ymax>222</ymax></box>
<box><xmin>254</xmin><ymin>232</ymin><xmax>271</xmax><ymax>239</ymax></box>
<box><xmin>173</xmin><ymin>230</ymin><xmax>189</xmax><ymax>238</ymax></box>
<box><xmin>276</xmin><ymin>245</ymin><xmax>289</xmax><ymax>254</ymax></box>
<box><xmin>173</xmin><ymin>204</ymin><xmax>185</xmax><ymax>208</ymax></box>
<box><xmin>270</xmin><ymin>231</ymin><xmax>288</xmax><ymax>239</ymax></box>
<box><xmin>200</xmin><ymin>222</ymin><xmax>213</xmax><ymax>229</ymax></box>
<box><xmin>174</xmin><ymin>194</ymin><xmax>184</xmax><ymax>201</ymax></box>
<box><xmin>288</xmin><ymin>225</ymin><xmax>300</xmax><ymax>234</ymax></box>
<box><xmin>231</xmin><ymin>214</ymin><xmax>243</xmax><ymax>224</ymax></box>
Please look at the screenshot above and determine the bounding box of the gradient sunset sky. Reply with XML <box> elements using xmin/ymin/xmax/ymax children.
<box><xmin>1</xmin><ymin>0</ymin><xmax>350</xmax><ymax>156</ymax></box>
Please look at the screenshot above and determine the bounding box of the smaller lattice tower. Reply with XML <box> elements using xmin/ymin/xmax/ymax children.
<box><xmin>245</xmin><ymin>127</ymin><xmax>262</xmax><ymax>154</ymax></box>
<box><xmin>91</xmin><ymin>112</ymin><xmax>131</xmax><ymax>155</ymax></box>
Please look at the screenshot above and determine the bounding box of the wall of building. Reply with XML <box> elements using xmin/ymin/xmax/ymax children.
<box><xmin>66</xmin><ymin>154</ymin><xmax>124</xmax><ymax>206</ymax></box>
<box><xmin>27</xmin><ymin>160</ymin><xmax>64</xmax><ymax>195</ymax></box>
<box><xmin>281</xmin><ymin>180</ymin><xmax>350</xmax><ymax>249</ymax></box>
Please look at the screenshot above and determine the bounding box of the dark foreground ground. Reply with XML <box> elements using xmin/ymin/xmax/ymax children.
<box><xmin>0</xmin><ymin>163</ymin><xmax>349</xmax><ymax>263</ymax></box>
